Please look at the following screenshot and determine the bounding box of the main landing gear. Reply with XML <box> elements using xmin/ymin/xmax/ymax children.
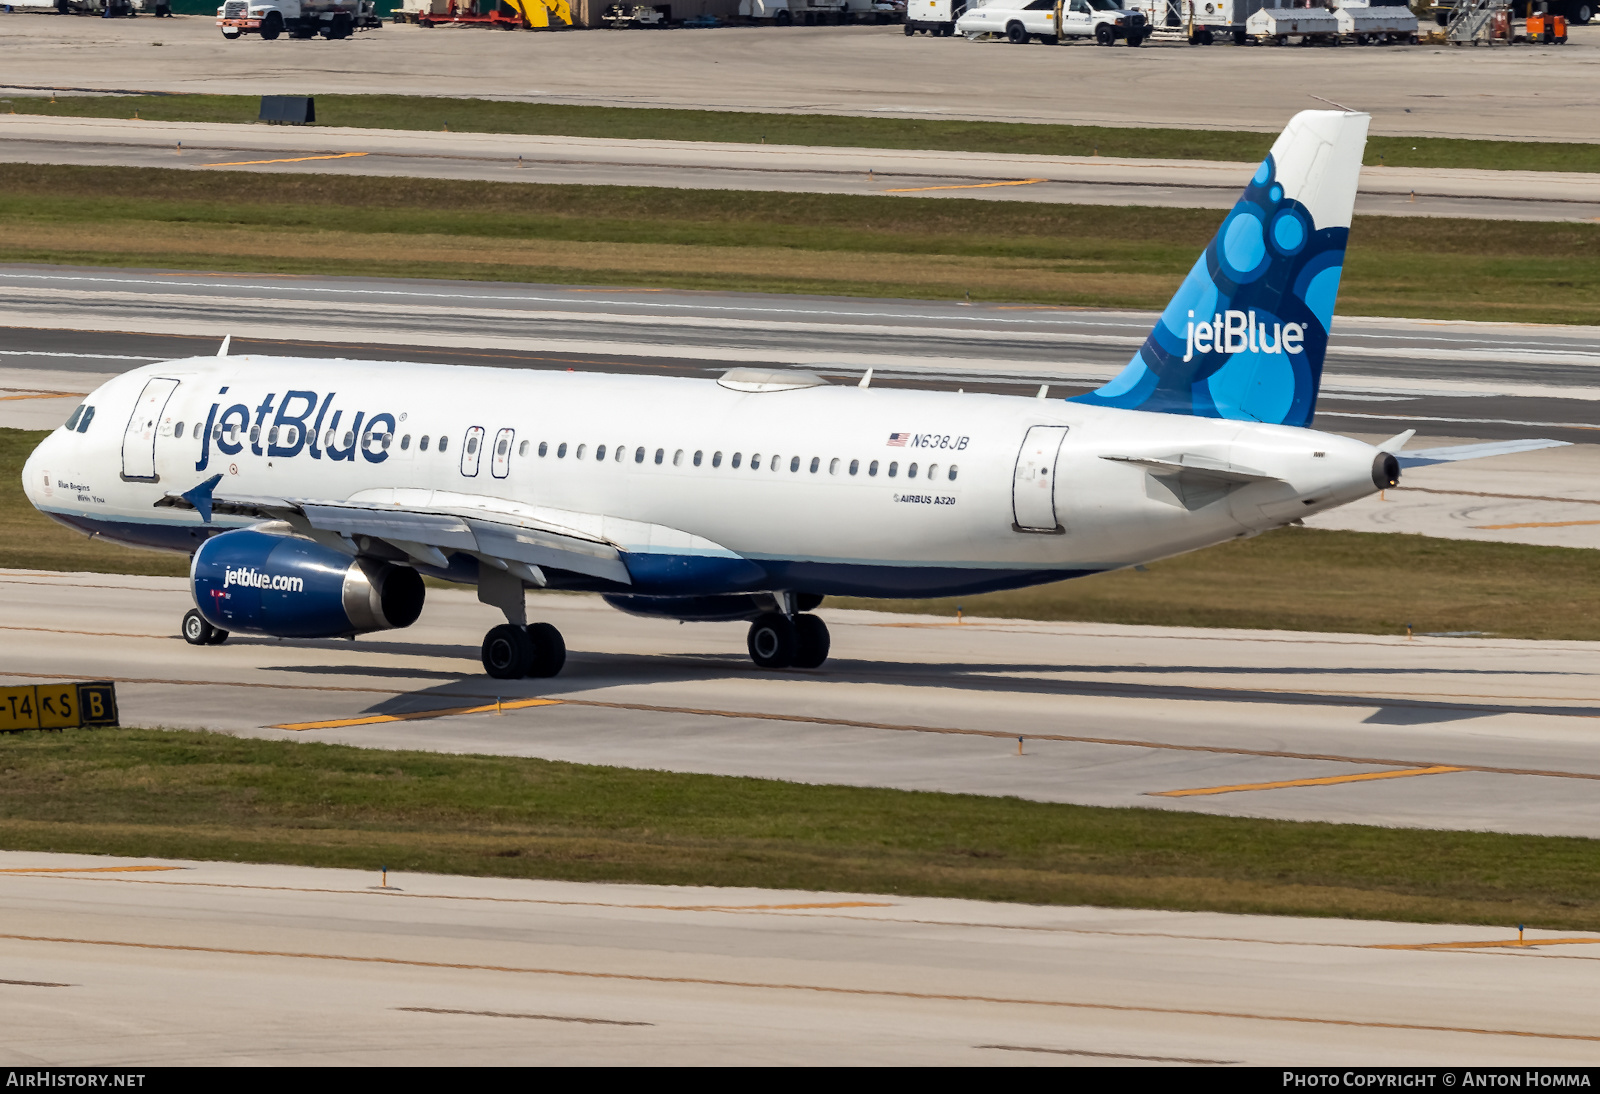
<box><xmin>181</xmin><ymin>608</ymin><xmax>229</xmax><ymax>646</ymax></box>
<box><xmin>746</xmin><ymin>611</ymin><xmax>830</xmax><ymax>670</ymax></box>
<box><xmin>481</xmin><ymin>622</ymin><xmax>566</xmax><ymax>680</ymax></box>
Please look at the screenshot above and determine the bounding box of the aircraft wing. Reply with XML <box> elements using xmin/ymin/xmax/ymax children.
<box><xmin>155</xmin><ymin>487</ymin><xmax>633</xmax><ymax>586</ymax></box>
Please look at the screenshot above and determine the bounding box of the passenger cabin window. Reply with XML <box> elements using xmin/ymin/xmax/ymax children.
<box><xmin>673</xmin><ymin>449</ymin><xmax>683</xmax><ymax>467</ymax></box>
<box><xmin>810</xmin><ymin>457</ymin><xmax>820</xmax><ymax>474</ymax></box>
<box><xmin>731</xmin><ymin>452</ymin><xmax>741</xmax><ymax>468</ymax></box>
<box><xmin>175</xmin><ymin>422</ymin><xmax>186</xmax><ymax>439</ymax></box>
<box><xmin>420</xmin><ymin>435</ymin><xmax>430</xmax><ymax>451</ymax></box>
<box><xmin>576</xmin><ymin>444</ymin><xmax>587</xmax><ymax>460</ymax></box>
<box><xmin>596</xmin><ymin>444</ymin><xmax>607</xmax><ymax>460</ymax></box>
<box><xmin>615</xmin><ymin>445</ymin><xmax>626</xmax><ymax>462</ymax></box>
<box><xmin>751</xmin><ymin>454</ymin><xmax>761</xmax><ymax>470</ymax></box>
<box><xmin>887</xmin><ymin>462</ymin><xmax>898</xmax><ymax>477</ymax></box>
<box><xmin>693</xmin><ymin>450</ymin><xmax>702</xmax><ymax>467</ymax></box>
<box><xmin>869</xmin><ymin>460</ymin><xmax>879</xmax><ymax>476</ymax></box>
<box><xmin>634</xmin><ymin>447</ymin><xmax>645</xmax><ymax>463</ymax></box>
<box><xmin>948</xmin><ymin>465</ymin><xmax>959</xmax><ymax>481</ymax></box>
<box><xmin>908</xmin><ymin>463</ymin><xmax>918</xmax><ymax>479</ymax></box>
<box><xmin>557</xmin><ymin>443</ymin><xmax>567</xmax><ymax>458</ymax></box>
<box><xmin>849</xmin><ymin>459</ymin><xmax>859</xmax><ymax>476</ymax></box>
<box><xmin>400</xmin><ymin>434</ymin><xmax>410</xmax><ymax>450</ymax></box>
<box><xmin>790</xmin><ymin>456</ymin><xmax>801</xmax><ymax>473</ymax></box>
<box><xmin>518</xmin><ymin>440</ymin><xmax>528</xmax><ymax>456</ymax></box>
<box><xmin>250</xmin><ymin>425</ymin><xmax>261</xmax><ymax>446</ymax></box>
<box><xmin>439</xmin><ymin>435</ymin><xmax>449</xmax><ymax>453</ymax></box>
<box><xmin>654</xmin><ymin>448</ymin><xmax>664</xmax><ymax>465</ymax></box>
<box><xmin>829</xmin><ymin>458</ymin><xmax>839</xmax><ymax>475</ymax></box>
<box><xmin>538</xmin><ymin>442</ymin><xmax>548</xmax><ymax>457</ymax></box>
<box><xmin>927</xmin><ymin>463</ymin><xmax>938</xmax><ymax>481</ymax></box>
<box><xmin>712</xmin><ymin>451</ymin><xmax>722</xmax><ymax>468</ymax></box>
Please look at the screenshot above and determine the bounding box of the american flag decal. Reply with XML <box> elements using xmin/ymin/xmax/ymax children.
<box><xmin>886</xmin><ymin>433</ymin><xmax>909</xmax><ymax>447</ymax></box>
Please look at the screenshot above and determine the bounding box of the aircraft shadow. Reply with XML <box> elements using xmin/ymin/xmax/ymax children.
<box><xmin>253</xmin><ymin>648</ymin><xmax>1594</xmax><ymax>726</ymax></box>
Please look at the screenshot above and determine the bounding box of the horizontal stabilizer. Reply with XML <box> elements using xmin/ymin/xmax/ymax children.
<box><xmin>1398</xmin><ymin>438</ymin><xmax>1571</xmax><ymax>468</ymax></box>
<box><xmin>1101</xmin><ymin>453</ymin><xmax>1283</xmax><ymax>485</ymax></box>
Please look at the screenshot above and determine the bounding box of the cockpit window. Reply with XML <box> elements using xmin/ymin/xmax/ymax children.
<box><xmin>63</xmin><ymin>405</ymin><xmax>84</xmax><ymax>431</ymax></box>
<box><xmin>76</xmin><ymin>406</ymin><xmax>96</xmax><ymax>433</ymax></box>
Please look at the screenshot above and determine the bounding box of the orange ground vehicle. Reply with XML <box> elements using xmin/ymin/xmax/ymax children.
<box><xmin>1526</xmin><ymin>8</ymin><xmax>1567</xmax><ymax>38</ymax></box>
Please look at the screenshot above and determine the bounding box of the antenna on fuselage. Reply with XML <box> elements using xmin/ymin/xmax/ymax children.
<box><xmin>1036</xmin><ymin>384</ymin><xmax>1049</xmax><ymax>399</ymax></box>
<box><xmin>217</xmin><ymin>335</ymin><xmax>231</xmax><ymax>357</ymax></box>
<box><xmin>858</xmin><ymin>368</ymin><xmax>873</xmax><ymax>390</ymax></box>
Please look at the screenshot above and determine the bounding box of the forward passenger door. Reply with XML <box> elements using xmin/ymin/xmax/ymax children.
<box><xmin>120</xmin><ymin>377</ymin><xmax>180</xmax><ymax>483</ymax></box>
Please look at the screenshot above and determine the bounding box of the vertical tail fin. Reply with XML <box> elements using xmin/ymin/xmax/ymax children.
<box><xmin>1072</xmin><ymin>109</ymin><xmax>1369</xmax><ymax>429</ymax></box>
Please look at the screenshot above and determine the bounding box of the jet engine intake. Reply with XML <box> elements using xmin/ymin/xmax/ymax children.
<box><xmin>192</xmin><ymin>528</ymin><xmax>425</xmax><ymax>638</ymax></box>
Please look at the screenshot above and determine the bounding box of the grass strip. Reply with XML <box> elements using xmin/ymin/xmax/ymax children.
<box><xmin>0</xmin><ymin>728</ymin><xmax>1595</xmax><ymax>928</ymax></box>
<box><xmin>831</xmin><ymin>525</ymin><xmax>1600</xmax><ymax>641</ymax></box>
<box><xmin>1</xmin><ymin>165</ymin><xmax>1596</xmax><ymax>323</ymax></box>
<box><xmin>7</xmin><ymin>428</ymin><xmax>1600</xmax><ymax>639</ymax></box>
<box><xmin>10</xmin><ymin>94</ymin><xmax>1599</xmax><ymax>173</ymax></box>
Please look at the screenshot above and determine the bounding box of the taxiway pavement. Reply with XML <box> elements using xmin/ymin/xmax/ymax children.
<box><xmin>4</xmin><ymin>571</ymin><xmax>1599</xmax><ymax>839</ymax></box>
<box><xmin>3</xmin><ymin>851</ymin><xmax>1597</xmax><ymax>1065</ymax></box>
<box><xmin>5</xmin><ymin>114</ymin><xmax>1595</xmax><ymax>221</ymax></box>
<box><xmin>2</xmin><ymin>17</ymin><xmax>1597</xmax><ymax>141</ymax></box>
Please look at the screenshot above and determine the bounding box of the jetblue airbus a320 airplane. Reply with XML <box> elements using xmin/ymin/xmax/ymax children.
<box><xmin>20</xmin><ymin>110</ymin><xmax>1525</xmax><ymax>680</ymax></box>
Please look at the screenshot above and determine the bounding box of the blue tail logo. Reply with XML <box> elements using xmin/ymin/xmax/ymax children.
<box><xmin>1072</xmin><ymin>110</ymin><xmax>1368</xmax><ymax>429</ymax></box>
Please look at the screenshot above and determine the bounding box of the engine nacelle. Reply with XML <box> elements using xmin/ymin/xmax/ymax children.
<box><xmin>192</xmin><ymin>529</ymin><xmax>425</xmax><ymax>638</ymax></box>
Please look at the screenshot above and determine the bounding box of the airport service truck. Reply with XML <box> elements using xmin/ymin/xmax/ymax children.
<box><xmin>216</xmin><ymin>0</ymin><xmax>381</xmax><ymax>39</ymax></box>
<box><xmin>905</xmin><ymin>0</ymin><xmax>964</xmax><ymax>33</ymax></box>
<box><xmin>739</xmin><ymin>0</ymin><xmax>848</xmax><ymax>23</ymax></box>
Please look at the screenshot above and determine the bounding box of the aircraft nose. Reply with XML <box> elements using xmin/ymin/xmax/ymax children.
<box><xmin>20</xmin><ymin>431</ymin><xmax>61</xmax><ymax>508</ymax></box>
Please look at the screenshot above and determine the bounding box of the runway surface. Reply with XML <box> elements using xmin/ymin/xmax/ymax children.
<box><xmin>1</xmin><ymin>17</ymin><xmax>1597</xmax><ymax>141</ymax></box>
<box><xmin>7</xmin><ymin>114</ymin><xmax>1596</xmax><ymax>221</ymax></box>
<box><xmin>4</xmin><ymin>850</ymin><xmax>1597</xmax><ymax>1066</ymax></box>
<box><xmin>5</xmin><ymin>571</ymin><xmax>1600</xmax><ymax>839</ymax></box>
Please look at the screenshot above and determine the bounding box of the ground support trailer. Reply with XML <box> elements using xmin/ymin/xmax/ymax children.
<box><xmin>12</xmin><ymin>0</ymin><xmax>172</xmax><ymax>13</ymax></box>
<box><xmin>1333</xmin><ymin>0</ymin><xmax>1418</xmax><ymax>41</ymax></box>
<box><xmin>602</xmin><ymin>2</ymin><xmax>668</xmax><ymax>24</ymax></box>
<box><xmin>1245</xmin><ymin>1</ymin><xmax>1340</xmax><ymax>41</ymax></box>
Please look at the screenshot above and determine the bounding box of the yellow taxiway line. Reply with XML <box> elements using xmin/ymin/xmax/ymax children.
<box><xmin>883</xmin><ymin>178</ymin><xmax>1047</xmax><ymax>193</ymax></box>
<box><xmin>201</xmin><ymin>152</ymin><xmax>368</xmax><ymax>168</ymax></box>
<box><xmin>0</xmin><ymin>865</ymin><xmax>183</xmax><ymax>874</ymax></box>
<box><xmin>1474</xmin><ymin>519</ymin><xmax>1600</xmax><ymax>530</ymax></box>
<box><xmin>1375</xmin><ymin>937</ymin><xmax>1600</xmax><ymax>952</ymax></box>
<box><xmin>1151</xmin><ymin>765</ymin><xmax>1466</xmax><ymax>798</ymax></box>
<box><xmin>272</xmin><ymin>696</ymin><xmax>561</xmax><ymax>731</ymax></box>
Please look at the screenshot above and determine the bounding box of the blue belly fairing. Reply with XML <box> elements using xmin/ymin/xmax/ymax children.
<box><xmin>39</xmin><ymin>511</ymin><xmax>1098</xmax><ymax>600</ymax></box>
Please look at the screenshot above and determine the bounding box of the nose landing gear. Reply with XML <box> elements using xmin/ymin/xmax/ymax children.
<box><xmin>181</xmin><ymin>608</ymin><xmax>229</xmax><ymax>646</ymax></box>
<box><xmin>746</xmin><ymin>611</ymin><xmax>830</xmax><ymax>670</ymax></box>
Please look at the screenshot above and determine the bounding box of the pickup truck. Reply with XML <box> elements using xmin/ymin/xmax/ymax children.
<box><xmin>955</xmin><ymin>0</ymin><xmax>1152</xmax><ymax>44</ymax></box>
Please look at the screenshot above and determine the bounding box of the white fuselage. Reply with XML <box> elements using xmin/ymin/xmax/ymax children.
<box><xmin>23</xmin><ymin>355</ymin><xmax>1384</xmax><ymax>598</ymax></box>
